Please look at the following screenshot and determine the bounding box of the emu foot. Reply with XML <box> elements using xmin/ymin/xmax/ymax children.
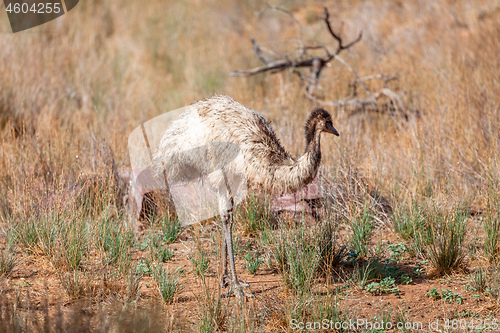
<box><xmin>221</xmin><ymin>280</ymin><xmax>254</xmax><ymax>299</ymax></box>
<box><xmin>221</xmin><ymin>274</ymin><xmax>249</xmax><ymax>289</ymax></box>
<box><xmin>221</xmin><ymin>274</ymin><xmax>230</xmax><ymax>289</ymax></box>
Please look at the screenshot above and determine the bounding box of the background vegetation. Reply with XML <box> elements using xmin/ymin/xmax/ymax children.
<box><xmin>0</xmin><ymin>0</ymin><xmax>500</xmax><ymax>331</ymax></box>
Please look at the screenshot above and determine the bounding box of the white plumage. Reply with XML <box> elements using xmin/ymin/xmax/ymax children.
<box><xmin>152</xmin><ymin>95</ymin><xmax>339</xmax><ymax>298</ymax></box>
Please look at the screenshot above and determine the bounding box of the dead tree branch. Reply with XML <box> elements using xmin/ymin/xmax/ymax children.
<box><xmin>323</xmin><ymin>8</ymin><xmax>362</xmax><ymax>55</ymax></box>
<box><xmin>230</xmin><ymin>7</ymin><xmax>362</xmax><ymax>78</ymax></box>
<box><xmin>232</xmin><ymin>6</ymin><xmax>409</xmax><ymax>120</ymax></box>
<box><xmin>251</xmin><ymin>38</ymin><xmax>273</xmax><ymax>65</ymax></box>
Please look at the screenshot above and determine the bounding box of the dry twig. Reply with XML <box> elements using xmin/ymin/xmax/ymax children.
<box><xmin>232</xmin><ymin>6</ymin><xmax>409</xmax><ymax>119</ymax></box>
<box><xmin>231</xmin><ymin>7</ymin><xmax>362</xmax><ymax>81</ymax></box>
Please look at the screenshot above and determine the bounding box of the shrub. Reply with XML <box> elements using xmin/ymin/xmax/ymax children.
<box><xmin>422</xmin><ymin>206</ymin><xmax>467</xmax><ymax>274</ymax></box>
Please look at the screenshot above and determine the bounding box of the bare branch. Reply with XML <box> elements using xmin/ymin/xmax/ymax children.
<box><xmin>307</xmin><ymin>58</ymin><xmax>323</xmax><ymax>95</ymax></box>
<box><xmin>323</xmin><ymin>7</ymin><xmax>363</xmax><ymax>54</ymax></box>
<box><xmin>230</xmin><ymin>58</ymin><xmax>320</xmax><ymax>77</ymax></box>
<box><xmin>305</xmin><ymin>85</ymin><xmax>407</xmax><ymax>123</ymax></box>
<box><xmin>251</xmin><ymin>39</ymin><xmax>273</xmax><ymax>64</ymax></box>
<box><xmin>357</xmin><ymin>74</ymin><xmax>386</xmax><ymax>82</ymax></box>
<box><xmin>373</xmin><ymin>88</ymin><xmax>406</xmax><ymax>113</ymax></box>
<box><xmin>229</xmin><ymin>4</ymin><xmax>410</xmax><ymax>119</ymax></box>
<box><xmin>231</xmin><ymin>7</ymin><xmax>362</xmax><ymax>80</ymax></box>
<box><xmin>301</xmin><ymin>45</ymin><xmax>332</xmax><ymax>58</ymax></box>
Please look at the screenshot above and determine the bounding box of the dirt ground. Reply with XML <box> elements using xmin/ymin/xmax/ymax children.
<box><xmin>3</xmin><ymin>220</ymin><xmax>499</xmax><ymax>333</ymax></box>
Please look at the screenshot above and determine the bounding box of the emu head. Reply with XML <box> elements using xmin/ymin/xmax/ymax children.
<box><xmin>305</xmin><ymin>108</ymin><xmax>339</xmax><ymax>145</ymax></box>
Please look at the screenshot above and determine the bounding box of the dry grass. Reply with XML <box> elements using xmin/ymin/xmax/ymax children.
<box><xmin>1</xmin><ymin>0</ymin><xmax>500</xmax><ymax>331</ymax></box>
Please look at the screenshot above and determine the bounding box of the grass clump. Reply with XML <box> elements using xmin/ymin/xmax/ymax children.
<box><xmin>58</xmin><ymin>270</ymin><xmax>88</xmax><ymax>299</ymax></box>
<box><xmin>271</xmin><ymin>221</ymin><xmax>347</xmax><ymax>292</ymax></box>
<box><xmin>394</xmin><ymin>201</ymin><xmax>467</xmax><ymax>274</ymax></box>
<box><xmin>98</xmin><ymin>216</ymin><xmax>135</xmax><ymax>273</ymax></box>
<box><xmin>151</xmin><ymin>245</ymin><xmax>174</xmax><ymax>263</ymax></box>
<box><xmin>285</xmin><ymin>293</ymin><xmax>354</xmax><ymax>333</ymax></box>
<box><xmin>126</xmin><ymin>268</ymin><xmax>143</xmax><ymax>303</ymax></box>
<box><xmin>0</xmin><ymin>250</ymin><xmax>16</xmax><ymax>276</ymax></box>
<box><xmin>350</xmin><ymin>207</ymin><xmax>373</xmax><ymax>258</ymax></box>
<box><xmin>422</xmin><ymin>206</ymin><xmax>467</xmax><ymax>274</ymax></box>
<box><xmin>160</xmin><ymin>217</ymin><xmax>182</xmax><ymax>244</ymax></box>
<box><xmin>483</xmin><ymin>217</ymin><xmax>500</xmax><ymax>263</ymax></box>
<box><xmin>272</xmin><ymin>228</ymin><xmax>320</xmax><ymax>293</ymax></box>
<box><xmin>236</xmin><ymin>193</ymin><xmax>272</xmax><ymax>237</ymax></box>
<box><xmin>351</xmin><ymin>261</ymin><xmax>377</xmax><ymax>287</ymax></box>
<box><xmin>148</xmin><ymin>234</ymin><xmax>174</xmax><ymax>263</ymax></box>
<box><xmin>62</xmin><ymin>218</ymin><xmax>89</xmax><ymax>270</ymax></box>
<box><xmin>189</xmin><ymin>247</ymin><xmax>210</xmax><ymax>277</ymax></box>
<box><xmin>316</xmin><ymin>221</ymin><xmax>348</xmax><ymax>275</ymax></box>
<box><xmin>310</xmin><ymin>294</ymin><xmax>349</xmax><ymax>331</ymax></box>
<box><xmin>36</xmin><ymin>214</ymin><xmax>62</xmax><ymax>264</ymax></box>
<box><xmin>483</xmin><ymin>196</ymin><xmax>500</xmax><ymax>263</ymax></box>
<box><xmin>11</xmin><ymin>211</ymin><xmax>90</xmax><ymax>271</ymax></box>
<box><xmin>244</xmin><ymin>251</ymin><xmax>263</xmax><ymax>275</ymax></box>
<box><xmin>470</xmin><ymin>268</ymin><xmax>487</xmax><ymax>293</ymax></box>
<box><xmin>12</xmin><ymin>219</ymin><xmax>39</xmax><ymax>253</ymax></box>
<box><xmin>392</xmin><ymin>203</ymin><xmax>427</xmax><ymax>241</ymax></box>
<box><xmin>152</xmin><ymin>265</ymin><xmax>182</xmax><ymax>304</ymax></box>
<box><xmin>196</xmin><ymin>286</ymin><xmax>226</xmax><ymax>333</ymax></box>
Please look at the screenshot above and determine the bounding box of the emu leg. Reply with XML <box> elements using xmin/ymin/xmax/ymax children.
<box><xmin>220</xmin><ymin>209</ymin><xmax>253</xmax><ymax>299</ymax></box>
<box><xmin>217</xmin><ymin>167</ymin><xmax>252</xmax><ymax>299</ymax></box>
<box><xmin>220</xmin><ymin>232</ymin><xmax>229</xmax><ymax>288</ymax></box>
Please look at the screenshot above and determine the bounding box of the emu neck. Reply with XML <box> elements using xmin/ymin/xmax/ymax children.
<box><xmin>305</xmin><ymin>121</ymin><xmax>322</xmax><ymax>155</ymax></box>
<box><xmin>302</xmin><ymin>127</ymin><xmax>322</xmax><ymax>176</ymax></box>
<box><xmin>272</xmin><ymin>127</ymin><xmax>322</xmax><ymax>194</ymax></box>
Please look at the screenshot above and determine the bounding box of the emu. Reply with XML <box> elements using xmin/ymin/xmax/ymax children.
<box><xmin>152</xmin><ymin>95</ymin><xmax>339</xmax><ymax>298</ymax></box>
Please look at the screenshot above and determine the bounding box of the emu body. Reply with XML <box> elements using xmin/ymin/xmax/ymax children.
<box><xmin>152</xmin><ymin>95</ymin><xmax>338</xmax><ymax>298</ymax></box>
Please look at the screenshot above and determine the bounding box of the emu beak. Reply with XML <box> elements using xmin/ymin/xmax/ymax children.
<box><xmin>325</xmin><ymin>123</ymin><xmax>340</xmax><ymax>136</ymax></box>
